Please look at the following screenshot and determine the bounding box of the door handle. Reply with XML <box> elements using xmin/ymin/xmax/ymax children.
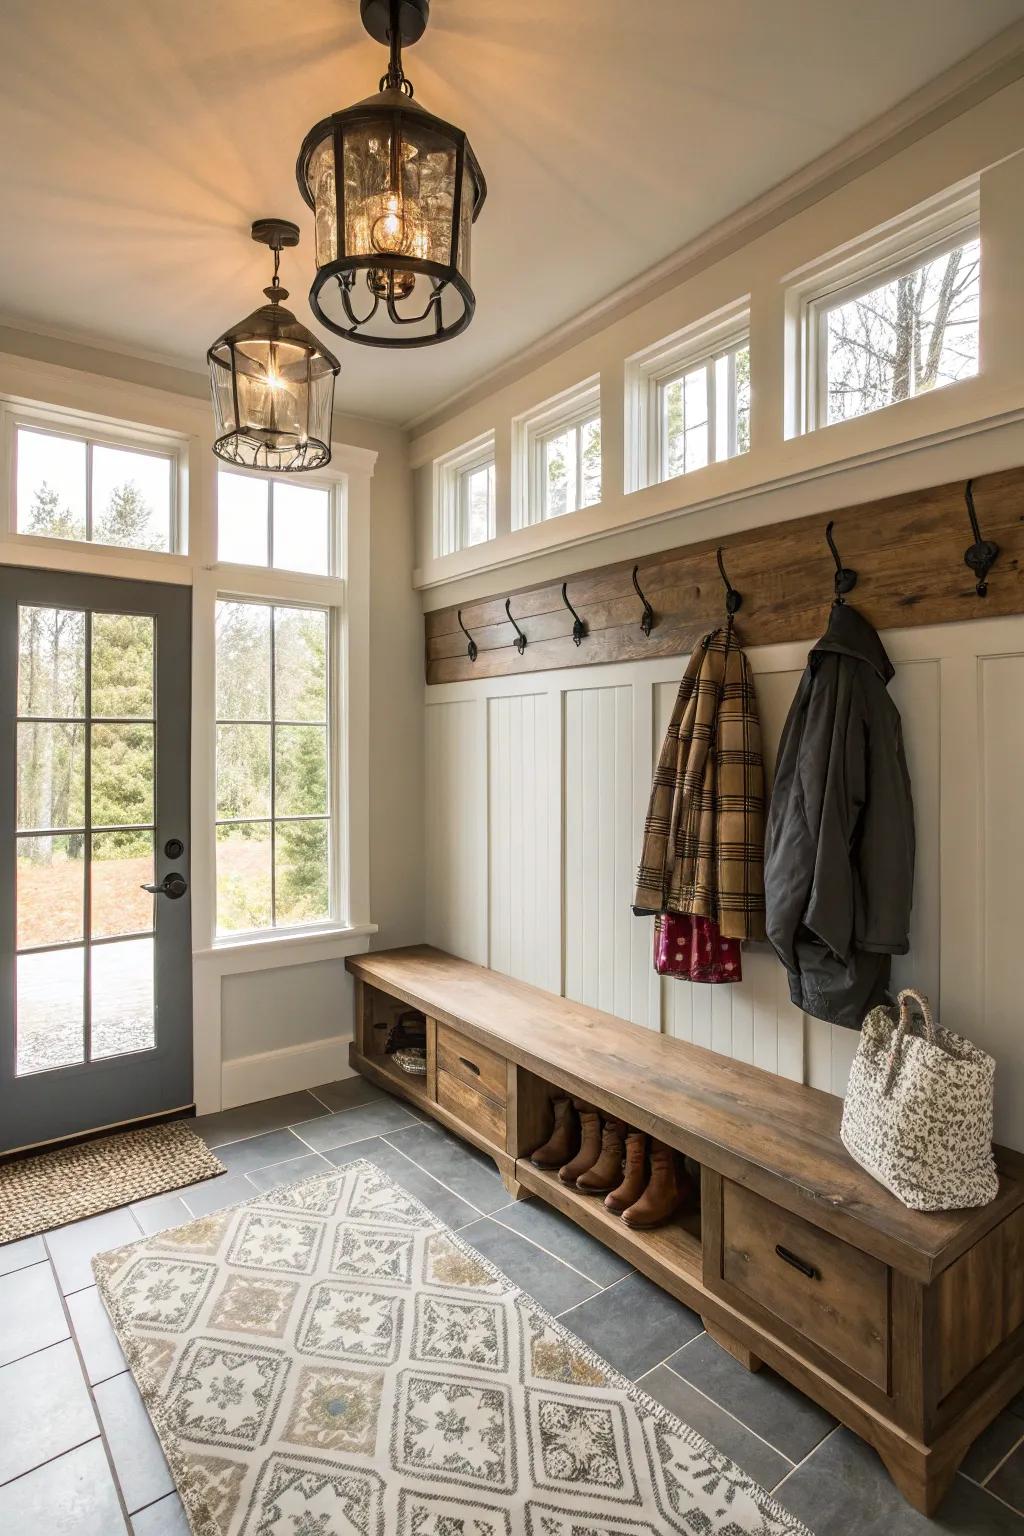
<box><xmin>141</xmin><ymin>874</ymin><xmax>188</xmax><ymax>899</ymax></box>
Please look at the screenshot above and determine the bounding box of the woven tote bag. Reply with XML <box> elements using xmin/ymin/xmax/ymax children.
<box><xmin>840</xmin><ymin>988</ymin><xmax>999</xmax><ymax>1211</ymax></box>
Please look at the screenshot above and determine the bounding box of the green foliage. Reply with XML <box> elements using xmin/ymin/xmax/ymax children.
<box><xmin>94</xmin><ymin>480</ymin><xmax>163</xmax><ymax>551</ymax></box>
<box><xmin>26</xmin><ymin>481</ymin><xmax>83</xmax><ymax>540</ymax></box>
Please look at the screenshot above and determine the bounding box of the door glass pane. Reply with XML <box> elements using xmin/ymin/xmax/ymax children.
<box><xmin>17</xmin><ymin>946</ymin><xmax>84</xmax><ymax>1074</ymax></box>
<box><xmin>92</xmin><ymin>830</ymin><xmax>154</xmax><ymax>938</ymax></box>
<box><xmin>91</xmin><ymin>445</ymin><xmax>172</xmax><ymax>552</ymax></box>
<box><xmin>91</xmin><ymin>724</ymin><xmax>154</xmax><ymax>827</ymax></box>
<box><xmin>274</xmin><ymin>608</ymin><xmax>327</xmax><ymax>721</ymax></box>
<box><xmin>91</xmin><ymin>613</ymin><xmax>154</xmax><ymax>719</ymax></box>
<box><xmin>91</xmin><ymin>938</ymin><xmax>155</xmax><ymax>1059</ymax></box>
<box><xmin>272</xmin><ymin>483</ymin><xmax>331</xmax><ymax>575</ymax></box>
<box><xmin>18</xmin><ymin>607</ymin><xmax>86</xmax><ymax>716</ymax></box>
<box><xmin>216</xmin><ymin>724</ymin><xmax>271</xmax><ymax>819</ymax></box>
<box><xmin>16</xmin><ymin>835</ymin><xmax>84</xmax><ymax>949</ymax></box>
<box><xmin>216</xmin><ymin>823</ymin><xmax>272</xmax><ymax>934</ymax></box>
<box><xmin>276</xmin><ymin>726</ymin><xmax>328</xmax><ymax>815</ymax></box>
<box><xmin>216</xmin><ymin>601</ymin><xmax>271</xmax><ymax>719</ymax></box>
<box><xmin>275</xmin><ymin>819</ymin><xmax>330</xmax><ymax>927</ymax></box>
<box><xmin>17</xmin><ymin>722</ymin><xmax>85</xmax><ymax>830</ymax></box>
<box><xmin>218</xmin><ymin>471</ymin><xmax>269</xmax><ymax>566</ymax></box>
<box><xmin>16</xmin><ymin>429</ymin><xmax>87</xmax><ymax>540</ymax></box>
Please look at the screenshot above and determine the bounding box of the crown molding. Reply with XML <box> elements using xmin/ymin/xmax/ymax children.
<box><xmin>406</xmin><ymin>20</ymin><xmax>1024</xmax><ymax>439</ymax></box>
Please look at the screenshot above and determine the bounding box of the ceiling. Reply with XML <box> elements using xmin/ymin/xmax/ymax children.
<box><xmin>1</xmin><ymin>0</ymin><xmax>1022</xmax><ymax>425</ymax></box>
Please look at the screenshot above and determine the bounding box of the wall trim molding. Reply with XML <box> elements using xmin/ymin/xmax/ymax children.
<box><xmin>407</xmin><ymin>24</ymin><xmax>1024</xmax><ymax>438</ymax></box>
<box><xmin>221</xmin><ymin>1033</ymin><xmax>356</xmax><ymax>1111</ymax></box>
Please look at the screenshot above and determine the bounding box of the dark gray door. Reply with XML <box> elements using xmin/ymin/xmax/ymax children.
<box><xmin>0</xmin><ymin>567</ymin><xmax>192</xmax><ymax>1153</ymax></box>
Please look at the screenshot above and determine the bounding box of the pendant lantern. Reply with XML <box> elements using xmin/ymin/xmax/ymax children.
<box><xmin>207</xmin><ymin>219</ymin><xmax>340</xmax><ymax>472</ymax></box>
<box><xmin>295</xmin><ymin>0</ymin><xmax>486</xmax><ymax>348</ymax></box>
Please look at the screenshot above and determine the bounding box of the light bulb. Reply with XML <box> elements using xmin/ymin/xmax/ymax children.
<box><xmin>371</xmin><ymin>193</ymin><xmax>408</xmax><ymax>255</ymax></box>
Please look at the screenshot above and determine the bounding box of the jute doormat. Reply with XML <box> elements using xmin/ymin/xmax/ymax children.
<box><xmin>94</xmin><ymin>1158</ymin><xmax>813</xmax><ymax>1536</ymax></box>
<box><xmin>0</xmin><ymin>1121</ymin><xmax>225</xmax><ymax>1243</ymax></box>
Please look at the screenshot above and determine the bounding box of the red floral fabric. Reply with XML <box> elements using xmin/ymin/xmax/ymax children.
<box><xmin>654</xmin><ymin>912</ymin><xmax>742</xmax><ymax>983</ymax></box>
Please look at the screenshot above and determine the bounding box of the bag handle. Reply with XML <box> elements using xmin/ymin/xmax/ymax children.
<box><xmin>881</xmin><ymin>989</ymin><xmax>937</xmax><ymax>1097</ymax></box>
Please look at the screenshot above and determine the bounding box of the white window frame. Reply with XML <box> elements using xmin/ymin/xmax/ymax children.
<box><xmin>195</xmin><ymin>449</ymin><xmax>372</xmax><ymax>955</ymax></box>
<box><xmin>432</xmin><ymin>431</ymin><xmax>496</xmax><ymax>556</ymax></box>
<box><xmin>215</xmin><ymin>463</ymin><xmax>341</xmax><ymax>577</ymax></box>
<box><xmin>512</xmin><ymin>378</ymin><xmax>601</xmax><ymax>528</ymax></box>
<box><xmin>791</xmin><ymin>184</ymin><xmax>980</xmax><ymax>435</ymax></box>
<box><xmin>2</xmin><ymin>404</ymin><xmax>188</xmax><ymax>558</ymax></box>
<box><xmin>624</xmin><ymin>304</ymin><xmax>750</xmax><ymax>492</ymax></box>
<box><xmin>212</xmin><ymin>591</ymin><xmax>341</xmax><ymax>941</ymax></box>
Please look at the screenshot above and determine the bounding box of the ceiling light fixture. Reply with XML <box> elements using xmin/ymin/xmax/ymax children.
<box><xmin>295</xmin><ymin>0</ymin><xmax>486</xmax><ymax>348</ymax></box>
<box><xmin>207</xmin><ymin>218</ymin><xmax>340</xmax><ymax>471</ymax></box>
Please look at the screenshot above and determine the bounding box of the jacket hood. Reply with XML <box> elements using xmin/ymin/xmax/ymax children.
<box><xmin>809</xmin><ymin>602</ymin><xmax>894</xmax><ymax>684</ymax></box>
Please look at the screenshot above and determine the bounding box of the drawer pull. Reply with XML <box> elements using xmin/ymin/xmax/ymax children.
<box><xmin>775</xmin><ymin>1244</ymin><xmax>819</xmax><ymax>1281</ymax></box>
<box><xmin>458</xmin><ymin>1056</ymin><xmax>481</xmax><ymax>1076</ymax></box>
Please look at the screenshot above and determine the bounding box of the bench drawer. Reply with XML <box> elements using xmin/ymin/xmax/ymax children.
<box><xmin>436</xmin><ymin>1023</ymin><xmax>508</xmax><ymax>1104</ymax></box>
<box><xmin>720</xmin><ymin>1180</ymin><xmax>889</xmax><ymax>1390</ymax></box>
<box><xmin>437</xmin><ymin>1069</ymin><xmax>506</xmax><ymax>1148</ymax></box>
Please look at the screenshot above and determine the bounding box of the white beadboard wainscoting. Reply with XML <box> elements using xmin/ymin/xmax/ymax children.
<box><xmin>424</xmin><ymin>613</ymin><xmax>1024</xmax><ymax>1152</ymax></box>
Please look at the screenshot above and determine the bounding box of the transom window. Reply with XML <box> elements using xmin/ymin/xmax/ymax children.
<box><xmin>433</xmin><ymin>433</ymin><xmax>496</xmax><ymax>556</ymax></box>
<box><xmin>658</xmin><ymin>339</ymin><xmax>750</xmax><ymax>481</ymax></box>
<box><xmin>514</xmin><ymin>379</ymin><xmax>601</xmax><ymax>527</ymax></box>
<box><xmin>217</xmin><ymin>469</ymin><xmax>333</xmax><ymax>576</ymax></box>
<box><xmin>14</xmin><ymin>424</ymin><xmax>175</xmax><ymax>553</ymax></box>
<box><xmin>811</xmin><ymin>231</ymin><xmax>980</xmax><ymax>428</ymax></box>
<box><xmin>215</xmin><ymin>599</ymin><xmax>332</xmax><ymax>936</ymax></box>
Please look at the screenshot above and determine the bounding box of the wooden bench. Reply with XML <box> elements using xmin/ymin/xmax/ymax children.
<box><xmin>345</xmin><ymin>944</ymin><xmax>1024</xmax><ymax>1514</ymax></box>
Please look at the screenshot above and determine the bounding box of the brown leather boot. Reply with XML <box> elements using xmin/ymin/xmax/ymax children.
<box><xmin>576</xmin><ymin>1118</ymin><xmax>627</xmax><ymax>1195</ymax></box>
<box><xmin>558</xmin><ymin>1101</ymin><xmax>602</xmax><ymax>1185</ymax></box>
<box><xmin>604</xmin><ymin>1131</ymin><xmax>648</xmax><ymax>1212</ymax></box>
<box><xmin>530</xmin><ymin>1098</ymin><xmax>576</xmax><ymax>1169</ymax></box>
<box><xmin>622</xmin><ymin>1142</ymin><xmax>694</xmax><ymax>1229</ymax></box>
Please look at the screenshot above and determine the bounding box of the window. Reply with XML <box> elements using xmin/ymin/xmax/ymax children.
<box><xmin>217</xmin><ymin>469</ymin><xmax>333</xmax><ymax>575</ymax></box>
<box><xmin>214</xmin><ymin>599</ymin><xmax>332</xmax><ymax>936</ymax></box>
<box><xmin>793</xmin><ymin>189</ymin><xmax>982</xmax><ymax>433</ymax></box>
<box><xmin>626</xmin><ymin>311</ymin><xmax>750</xmax><ymax>491</ymax></box>
<box><xmin>658</xmin><ymin>339</ymin><xmax>750</xmax><ymax>481</ymax></box>
<box><xmin>433</xmin><ymin>433</ymin><xmax>495</xmax><ymax>556</ymax></box>
<box><xmin>811</xmin><ymin>233</ymin><xmax>980</xmax><ymax>428</ymax></box>
<box><xmin>514</xmin><ymin>380</ymin><xmax>601</xmax><ymax>527</ymax></box>
<box><xmin>14</xmin><ymin>424</ymin><xmax>175</xmax><ymax>552</ymax></box>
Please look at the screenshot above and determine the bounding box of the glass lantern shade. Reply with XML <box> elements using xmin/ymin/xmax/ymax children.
<box><xmin>208</xmin><ymin>299</ymin><xmax>340</xmax><ymax>473</ymax></box>
<box><xmin>296</xmin><ymin>89</ymin><xmax>486</xmax><ymax>347</ymax></box>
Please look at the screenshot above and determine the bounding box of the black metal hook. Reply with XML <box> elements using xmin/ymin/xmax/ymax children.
<box><xmin>632</xmin><ymin>565</ymin><xmax>654</xmax><ymax>637</ymax></box>
<box><xmin>716</xmin><ymin>547</ymin><xmax>742</xmax><ymax>618</ymax></box>
<box><xmin>457</xmin><ymin>609</ymin><xmax>478</xmax><ymax>664</ymax></box>
<box><xmin>963</xmin><ymin>479</ymin><xmax>999</xmax><ymax>597</ymax></box>
<box><xmin>825</xmin><ymin>521</ymin><xmax>857</xmax><ymax>604</ymax></box>
<box><xmin>504</xmin><ymin>597</ymin><xmax>527</xmax><ymax>655</ymax></box>
<box><xmin>561</xmin><ymin>583</ymin><xmax>587</xmax><ymax>646</ymax></box>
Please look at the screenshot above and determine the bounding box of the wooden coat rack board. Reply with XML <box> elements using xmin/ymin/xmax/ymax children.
<box><xmin>425</xmin><ymin>465</ymin><xmax>1024</xmax><ymax>685</ymax></box>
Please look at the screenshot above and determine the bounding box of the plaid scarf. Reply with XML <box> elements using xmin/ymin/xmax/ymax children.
<box><xmin>633</xmin><ymin>625</ymin><xmax>766</xmax><ymax>941</ymax></box>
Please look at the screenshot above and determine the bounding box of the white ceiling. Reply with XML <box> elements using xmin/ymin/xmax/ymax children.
<box><xmin>1</xmin><ymin>0</ymin><xmax>1022</xmax><ymax>425</ymax></box>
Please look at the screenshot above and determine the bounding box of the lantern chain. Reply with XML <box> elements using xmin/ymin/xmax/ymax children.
<box><xmin>379</xmin><ymin>0</ymin><xmax>415</xmax><ymax>95</ymax></box>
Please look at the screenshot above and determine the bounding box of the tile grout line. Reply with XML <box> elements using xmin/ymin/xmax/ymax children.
<box><xmin>38</xmin><ymin>1246</ymin><xmax>135</xmax><ymax>1532</ymax></box>
<box><xmin>468</xmin><ymin>1203</ymin><xmax>631</xmax><ymax>1290</ymax></box>
<box><xmin>979</xmin><ymin>1423</ymin><xmax>1024</xmax><ymax>1489</ymax></box>
<box><xmin>770</xmin><ymin>1423</ymin><xmax>842</xmax><ymax>1495</ymax></box>
<box><xmin>652</xmin><ymin>1359</ymin><xmax>798</xmax><ymax>1472</ymax></box>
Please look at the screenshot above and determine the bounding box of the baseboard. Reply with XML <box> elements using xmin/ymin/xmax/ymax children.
<box><xmin>221</xmin><ymin>1033</ymin><xmax>355</xmax><ymax>1110</ymax></box>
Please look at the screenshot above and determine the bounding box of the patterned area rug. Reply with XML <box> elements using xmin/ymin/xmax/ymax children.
<box><xmin>94</xmin><ymin>1158</ymin><xmax>811</xmax><ymax>1535</ymax></box>
<box><xmin>0</xmin><ymin>1121</ymin><xmax>224</xmax><ymax>1244</ymax></box>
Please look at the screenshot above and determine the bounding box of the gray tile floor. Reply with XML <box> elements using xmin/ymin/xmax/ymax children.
<box><xmin>2</xmin><ymin>1075</ymin><xmax>1023</xmax><ymax>1534</ymax></box>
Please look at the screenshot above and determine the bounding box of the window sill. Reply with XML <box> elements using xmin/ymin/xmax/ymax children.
<box><xmin>195</xmin><ymin>921</ymin><xmax>378</xmax><ymax>964</ymax></box>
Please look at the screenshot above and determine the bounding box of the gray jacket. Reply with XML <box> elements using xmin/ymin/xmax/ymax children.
<box><xmin>764</xmin><ymin>603</ymin><xmax>915</xmax><ymax>1029</ymax></box>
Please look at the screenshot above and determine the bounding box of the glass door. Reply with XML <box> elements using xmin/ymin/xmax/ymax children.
<box><xmin>0</xmin><ymin>568</ymin><xmax>192</xmax><ymax>1153</ymax></box>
